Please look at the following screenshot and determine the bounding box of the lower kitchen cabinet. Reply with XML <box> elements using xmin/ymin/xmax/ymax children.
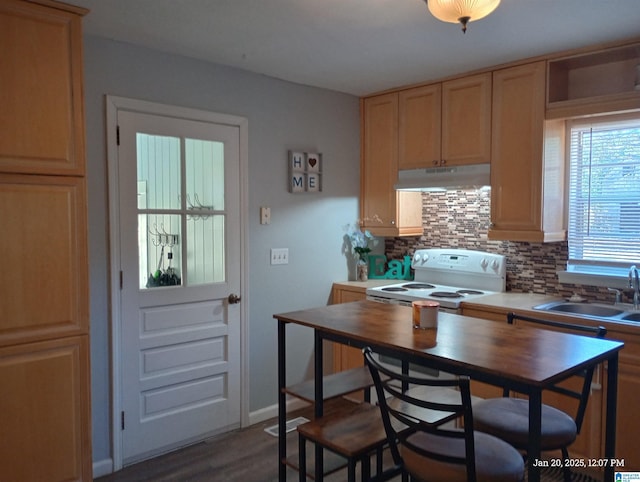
<box><xmin>461</xmin><ymin>306</ymin><xmax>505</xmax><ymax>322</ymax></box>
<box><xmin>331</xmin><ymin>283</ymin><xmax>370</xmax><ymax>372</ymax></box>
<box><xmin>0</xmin><ymin>335</ymin><xmax>92</xmax><ymax>481</ymax></box>
<box><xmin>461</xmin><ymin>307</ymin><xmax>505</xmax><ymax>399</ymax></box>
<box><xmin>603</xmin><ymin>328</ymin><xmax>640</xmax><ymax>470</ymax></box>
<box><xmin>331</xmin><ymin>281</ymin><xmax>393</xmax><ymax>372</ymax></box>
<box><xmin>0</xmin><ymin>172</ymin><xmax>91</xmax><ymax>481</ymax></box>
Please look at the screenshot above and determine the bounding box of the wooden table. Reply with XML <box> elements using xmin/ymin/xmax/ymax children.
<box><xmin>274</xmin><ymin>301</ymin><xmax>624</xmax><ymax>482</ymax></box>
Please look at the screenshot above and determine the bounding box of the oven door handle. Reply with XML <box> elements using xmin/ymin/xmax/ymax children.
<box><xmin>366</xmin><ymin>295</ymin><xmax>412</xmax><ymax>307</ymax></box>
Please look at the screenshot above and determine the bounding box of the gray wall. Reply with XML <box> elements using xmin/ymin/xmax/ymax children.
<box><xmin>83</xmin><ymin>36</ymin><xmax>360</xmax><ymax>469</ymax></box>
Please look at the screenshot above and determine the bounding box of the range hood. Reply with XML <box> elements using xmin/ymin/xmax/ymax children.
<box><xmin>395</xmin><ymin>163</ymin><xmax>491</xmax><ymax>191</ymax></box>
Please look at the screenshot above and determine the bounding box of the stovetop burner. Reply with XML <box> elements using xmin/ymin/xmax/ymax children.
<box><xmin>428</xmin><ymin>289</ymin><xmax>486</xmax><ymax>299</ymax></box>
<box><xmin>429</xmin><ymin>291</ymin><xmax>463</xmax><ymax>299</ymax></box>
<box><xmin>381</xmin><ymin>287</ymin><xmax>409</xmax><ymax>292</ymax></box>
<box><xmin>457</xmin><ymin>289</ymin><xmax>484</xmax><ymax>295</ymax></box>
<box><xmin>401</xmin><ymin>283</ymin><xmax>436</xmax><ymax>289</ymax></box>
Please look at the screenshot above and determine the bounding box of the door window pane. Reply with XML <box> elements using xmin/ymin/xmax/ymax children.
<box><xmin>186</xmin><ymin>138</ymin><xmax>224</xmax><ymax>210</ymax></box>
<box><xmin>137</xmin><ymin>134</ymin><xmax>181</xmax><ymax>210</ymax></box>
<box><xmin>139</xmin><ymin>214</ymin><xmax>182</xmax><ymax>289</ymax></box>
<box><xmin>187</xmin><ymin>214</ymin><xmax>225</xmax><ymax>285</ymax></box>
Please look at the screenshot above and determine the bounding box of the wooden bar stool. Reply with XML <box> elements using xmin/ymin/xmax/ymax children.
<box><xmin>297</xmin><ymin>402</ymin><xmax>401</xmax><ymax>482</ymax></box>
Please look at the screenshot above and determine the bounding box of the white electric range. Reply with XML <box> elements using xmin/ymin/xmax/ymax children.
<box><xmin>366</xmin><ymin>248</ymin><xmax>506</xmax><ymax>313</ymax></box>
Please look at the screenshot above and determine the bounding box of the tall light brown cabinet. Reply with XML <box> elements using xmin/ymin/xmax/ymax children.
<box><xmin>0</xmin><ymin>0</ymin><xmax>92</xmax><ymax>480</ymax></box>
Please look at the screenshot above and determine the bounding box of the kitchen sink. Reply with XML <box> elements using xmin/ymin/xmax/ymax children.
<box><xmin>622</xmin><ymin>312</ymin><xmax>640</xmax><ymax>322</ymax></box>
<box><xmin>535</xmin><ymin>302</ymin><xmax>624</xmax><ymax>317</ymax></box>
<box><xmin>533</xmin><ymin>301</ymin><xmax>639</xmax><ymax>323</ymax></box>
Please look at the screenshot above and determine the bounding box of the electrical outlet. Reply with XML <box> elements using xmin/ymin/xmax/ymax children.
<box><xmin>271</xmin><ymin>248</ymin><xmax>289</xmax><ymax>265</ymax></box>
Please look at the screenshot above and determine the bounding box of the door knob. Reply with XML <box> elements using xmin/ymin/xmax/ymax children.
<box><xmin>228</xmin><ymin>293</ymin><xmax>241</xmax><ymax>304</ymax></box>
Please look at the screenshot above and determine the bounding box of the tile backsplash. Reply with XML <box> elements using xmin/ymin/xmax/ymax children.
<box><xmin>384</xmin><ymin>189</ymin><xmax>625</xmax><ymax>304</ymax></box>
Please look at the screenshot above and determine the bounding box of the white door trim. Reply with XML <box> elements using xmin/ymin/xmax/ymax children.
<box><xmin>105</xmin><ymin>95</ymin><xmax>249</xmax><ymax>471</ymax></box>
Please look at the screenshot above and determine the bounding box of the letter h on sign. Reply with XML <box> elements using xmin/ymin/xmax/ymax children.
<box><xmin>289</xmin><ymin>150</ymin><xmax>322</xmax><ymax>193</ymax></box>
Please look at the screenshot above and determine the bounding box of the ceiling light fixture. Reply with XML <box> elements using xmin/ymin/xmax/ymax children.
<box><xmin>426</xmin><ymin>0</ymin><xmax>501</xmax><ymax>33</ymax></box>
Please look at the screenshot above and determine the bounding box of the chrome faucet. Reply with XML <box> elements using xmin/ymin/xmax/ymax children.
<box><xmin>608</xmin><ymin>287</ymin><xmax>622</xmax><ymax>305</ymax></box>
<box><xmin>630</xmin><ymin>265</ymin><xmax>640</xmax><ymax>310</ymax></box>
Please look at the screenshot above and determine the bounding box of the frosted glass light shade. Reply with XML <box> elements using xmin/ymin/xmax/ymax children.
<box><xmin>427</xmin><ymin>0</ymin><xmax>500</xmax><ymax>32</ymax></box>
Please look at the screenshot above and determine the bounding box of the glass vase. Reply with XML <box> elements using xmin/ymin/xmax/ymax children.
<box><xmin>357</xmin><ymin>260</ymin><xmax>368</xmax><ymax>282</ymax></box>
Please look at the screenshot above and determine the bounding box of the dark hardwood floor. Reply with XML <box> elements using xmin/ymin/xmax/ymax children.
<box><xmin>95</xmin><ymin>397</ymin><xmax>603</xmax><ymax>482</ymax></box>
<box><xmin>95</xmin><ymin>398</ymin><xmax>388</xmax><ymax>482</ymax></box>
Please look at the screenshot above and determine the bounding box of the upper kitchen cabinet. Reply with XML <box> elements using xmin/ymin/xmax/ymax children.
<box><xmin>489</xmin><ymin>61</ymin><xmax>566</xmax><ymax>243</ymax></box>
<box><xmin>442</xmin><ymin>74</ymin><xmax>492</xmax><ymax>166</ymax></box>
<box><xmin>398</xmin><ymin>84</ymin><xmax>441</xmax><ymax>169</ymax></box>
<box><xmin>361</xmin><ymin>93</ymin><xmax>423</xmax><ymax>237</ymax></box>
<box><xmin>547</xmin><ymin>41</ymin><xmax>640</xmax><ymax>119</ymax></box>
<box><xmin>398</xmin><ymin>73</ymin><xmax>492</xmax><ymax>169</ymax></box>
<box><xmin>0</xmin><ymin>0</ymin><xmax>86</xmax><ymax>176</ymax></box>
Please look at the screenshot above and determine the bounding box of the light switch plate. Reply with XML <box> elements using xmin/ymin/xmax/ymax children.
<box><xmin>271</xmin><ymin>248</ymin><xmax>288</xmax><ymax>265</ymax></box>
<box><xmin>260</xmin><ymin>206</ymin><xmax>271</xmax><ymax>225</ymax></box>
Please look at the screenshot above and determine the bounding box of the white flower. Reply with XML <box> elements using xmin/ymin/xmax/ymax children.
<box><xmin>343</xmin><ymin>221</ymin><xmax>377</xmax><ymax>259</ymax></box>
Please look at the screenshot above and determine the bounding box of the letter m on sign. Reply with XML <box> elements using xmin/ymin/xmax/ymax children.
<box><xmin>290</xmin><ymin>173</ymin><xmax>305</xmax><ymax>193</ymax></box>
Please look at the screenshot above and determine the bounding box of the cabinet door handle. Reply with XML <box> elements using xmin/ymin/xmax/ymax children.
<box><xmin>432</xmin><ymin>160</ymin><xmax>439</xmax><ymax>166</ymax></box>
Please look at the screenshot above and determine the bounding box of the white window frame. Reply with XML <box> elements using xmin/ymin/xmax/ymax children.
<box><xmin>557</xmin><ymin>112</ymin><xmax>640</xmax><ymax>289</ymax></box>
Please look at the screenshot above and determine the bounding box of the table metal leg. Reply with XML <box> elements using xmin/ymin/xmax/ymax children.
<box><xmin>605</xmin><ymin>353</ymin><xmax>618</xmax><ymax>482</ymax></box>
<box><xmin>314</xmin><ymin>330</ymin><xmax>324</xmax><ymax>480</ymax></box>
<box><xmin>298</xmin><ymin>434</ymin><xmax>307</xmax><ymax>482</ymax></box>
<box><xmin>527</xmin><ymin>389</ymin><xmax>542</xmax><ymax>482</ymax></box>
<box><xmin>278</xmin><ymin>320</ymin><xmax>287</xmax><ymax>482</ymax></box>
<box><xmin>401</xmin><ymin>360</ymin><xmax>409</xmax><ymax>393</ymax></box>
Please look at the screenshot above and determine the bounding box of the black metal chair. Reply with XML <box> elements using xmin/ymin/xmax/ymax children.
<box><xmin>472</xmin><ymin>312</ymin><xmax>607</xmax><ymax>482</ymax></box>
<box><xmin>363</xmin><ymin>347</ymin><xmax>524</xmax><ymax>482</ymax></box>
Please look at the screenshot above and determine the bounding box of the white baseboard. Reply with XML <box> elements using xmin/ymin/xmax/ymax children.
<box><xmin>93</xmin><ymin>398</ymin><xmax>310</xmax><ymax>478</ymax></box>
<box><xmin>248</xmin><ymin>397</ymin><xmax>310</xmax><ymax>426</ymax></box>
<box><xmin>93</xmin><ymin>458</ymin><xmax>114</xmax><ymax>478</ymax></box>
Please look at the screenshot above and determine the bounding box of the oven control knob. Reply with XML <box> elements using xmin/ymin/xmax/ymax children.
<box><xmin>491</xmin><ymin>260</ymin><xmax>500</xmax><ymax>271</ymax></box>
<box><xmin>414</xmin><ymin>253</ymin><xmax>427</xmax><ymax>264</ymax></box>
<box><xmin>480</xmin><ymin>258</ymin><xmax>489</xmax><ymax>270</ymax></box>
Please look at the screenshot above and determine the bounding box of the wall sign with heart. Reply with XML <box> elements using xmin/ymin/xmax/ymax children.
<box><xmin>288</xmin><ymin>150</ymin><xmax>323</xmax><ymax>193</ymax></box>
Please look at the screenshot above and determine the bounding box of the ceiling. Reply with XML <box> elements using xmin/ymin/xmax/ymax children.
<box><xmin>72</xmin><ymin>0</ymin><xmax>640</xmax><ymax>97</ymax></box>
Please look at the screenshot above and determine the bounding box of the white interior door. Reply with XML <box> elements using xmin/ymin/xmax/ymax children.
<box><xmin>116</xmin><ymin>109</ymin><xmax>242</xmax><ymax>464</ymax></box>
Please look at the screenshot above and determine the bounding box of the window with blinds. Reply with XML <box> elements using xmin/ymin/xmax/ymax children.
<box><xmin>567</xmin><ymin>114</ymin><xmax>640</xmax><ymax>275</ymax></box>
